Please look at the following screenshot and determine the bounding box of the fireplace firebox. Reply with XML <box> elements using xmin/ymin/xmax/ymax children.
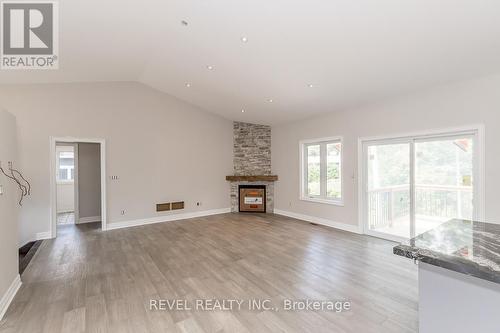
<box><xmin>239</xmin><ymin>185</ymin><xmax>266</xmax><ymax>213</ymax></box>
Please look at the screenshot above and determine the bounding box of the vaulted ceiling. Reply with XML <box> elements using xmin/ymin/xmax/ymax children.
<box><xmin>1</xmin><ymin>0</ymin><xmax>500</xmax><ymax>124</ymax></box>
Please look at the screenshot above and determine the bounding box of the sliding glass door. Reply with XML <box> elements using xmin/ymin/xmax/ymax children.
<box><xmin>363</xmin><ymin>131</ymin><xmax>478</xmax><ymax>241</ymax></box>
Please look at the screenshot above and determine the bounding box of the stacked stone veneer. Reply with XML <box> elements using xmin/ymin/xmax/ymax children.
<box><xmin>233</xmin><ymin>122</ymin><xmax>271</xmax><ymax>175</ymax></box>
<box><xmin>230</xmin><ymin>122</ymin><xmax>274</xmax><ymax>213</ymax></box>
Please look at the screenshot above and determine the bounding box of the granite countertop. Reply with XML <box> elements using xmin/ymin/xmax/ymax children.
<box><xmin>393</xmin><ymin>219</ymin><xmax>500</xmax><ymax>284</ymax></box>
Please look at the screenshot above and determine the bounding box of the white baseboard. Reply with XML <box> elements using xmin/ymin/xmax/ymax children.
<box><xmin>107</xmin><ymin>208</ymin><xmax>231</xmax><ymax>231</ymax></box>
<box><xmin>78</xmin><ymin>216</ymin><xmax>101</xmax><ymax>224</ymax></box>
<box><xmin>0</xmin><ymin>274</ymin><xmax>21</xmax><ymax>321</ymax></box>
<box><xmin>35</xmin><ymin>231</ymin><xmax>51</xmax><ymax>240</ymax></box>
<box><xmin>274</xmin><ymin>209</ymin><xmax>362</xmax><ymax>234</ymax></box>
<box><xmin>19</xmin><ymin>231</ymin><xmax>51</xmax><ymax>248</ymax></box>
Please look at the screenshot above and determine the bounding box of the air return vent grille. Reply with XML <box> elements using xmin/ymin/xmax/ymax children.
<box><xmin>156</xmin><ymin>203</ymin><xmax>171</xmax><ymax>212</ymax></box>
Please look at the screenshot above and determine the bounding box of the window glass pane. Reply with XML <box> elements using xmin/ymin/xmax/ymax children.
<box><xmin>59</xmin><ymin>169</ymin><xmax>68</xmax><ymax>180</ymax></box>
<box><xmin>415</xmin><ymin>137</ymin><xmax>474</xmax><ymax>235</ymax></box>
<box><xmin>307</xmin><ymin>145</ymin><xmax>320</xmax><ymax>196</ymax></box>
<box><xmin>367</xmin><ymin>144</ymin><xmax>410</xmax><ymax>190</ymax></box>
<box><xmin>415</xmin><ymin>138</ymin><xmax>473</xmax><ymax>187</ymax></box>
<box><xmin>327</xmin><ymin>142</ymin><xmax>341</xmax><ymax>198</ymax></box>
<box><xmin>58</xmin><ymin>151</ymin><xmax>74</xmax><ymax>181</ymax></box>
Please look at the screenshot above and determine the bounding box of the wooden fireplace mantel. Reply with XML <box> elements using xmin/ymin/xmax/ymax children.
<box><xmin>225</xmin><ymin>175</ymin><xmax>278</xmax><ymax>182</ymax></box>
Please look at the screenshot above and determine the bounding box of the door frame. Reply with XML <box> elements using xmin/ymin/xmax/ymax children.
<box><xmin>49</xmin><ymin>137</ymin><xmax>107</xmax><ymax>238</ymax></box>
<box><xmin>358</xmin><ymin>124</ymin><xmax>485</xmax><ymax>241</ymax></box>
<box><xmin>73</xmin><ymin>143</ymin><xmax>80</xmax><ymax>224</ymax></box>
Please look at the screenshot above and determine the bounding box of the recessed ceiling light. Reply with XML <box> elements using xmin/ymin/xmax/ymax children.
<box><xmin>268</xmin><ymin>99</ymin><xmax>273</xmax><ymax>103</ymax></box>
<box><xmin>207</xmin><ymin>65</ymin><xmax>214</xmax><ymax>70</ymax></box>
<box><xmin>308</xmin><ymin>84</ymin><xmax>314</xmax><ymax>88</ymax></box>
<box><xmin>241</xmin><ymin>36</ymin><xmax>248</xmax><ymax>43</ymax></box>
<box><xmin>181</xmin><ymin>20</ymin><xmax>188</xmax><ymax>26</ymax></box>
<box><xmin>185</xmin><ymin>83</ymin><xmax>191</xmax><ymax>88</ymax></box>
<box><xmin>241</xmin><ymin>109</ymin><xmax>245</xmax><ymax>113</ymax></box>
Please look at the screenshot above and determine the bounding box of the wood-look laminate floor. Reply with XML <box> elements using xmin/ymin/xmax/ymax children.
<box><xmin>0</xmin><ymin>213</ymin><xmax>418</xmax><ymax>333</ymax></box>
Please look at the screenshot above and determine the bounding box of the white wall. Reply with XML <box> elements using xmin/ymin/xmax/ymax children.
<box><xmin>0</xmin><ymin>110</ymin><xmax>19</xmax><ymax>318</ymax></box>
<box><xmin>56</xmin><ymin>183</ymin><xmax>74</xmax><ymax>213</ymax></box>
<box><xmin>77</xmin><ymin>143</ymin><xmax>101</xmax><ymax>220</ymax></box>
<box><xmin>272</xmin><ymin>74</ymin><xmax>500</xmax><ymax>228</ymax></box>
<box><xmin>0</xmin><ymin>82</ymin><xmax>233</xmax><ymax>245</ymax></box>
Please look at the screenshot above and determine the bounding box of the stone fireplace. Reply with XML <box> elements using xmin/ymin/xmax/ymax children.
<box><xmin>226</xmin><ymin>121</ymin><xmax>277</xmax><ymax>213</ymax></box>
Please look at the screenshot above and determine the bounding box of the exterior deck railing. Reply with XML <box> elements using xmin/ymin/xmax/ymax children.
<box><xmin>368</xmin><ymin>184</ymin><xmax>473</xmax><ymax>229</ymax></box>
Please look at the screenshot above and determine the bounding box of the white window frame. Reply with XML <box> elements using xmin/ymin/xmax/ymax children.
<box><xmin>300</xmin><ymin>136</ymin><xmax>344</xmax><ymax>206</ymax></box>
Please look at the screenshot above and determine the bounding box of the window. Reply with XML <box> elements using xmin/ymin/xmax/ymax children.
<box><xmin>301</xmin><ymin>137</ymin><xmax>343</xmax><ymax>205</ymax></box>
<box><xmin>57</xmin><ymin>151</ymin><xmax>75</xmax><ymax>182</ymax></box>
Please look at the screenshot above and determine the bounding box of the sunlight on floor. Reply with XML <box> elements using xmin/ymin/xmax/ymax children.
<box><xmin>57</xmin><ymin>212</ymin><xmax>75</xmax><ymax>225</ymax></box>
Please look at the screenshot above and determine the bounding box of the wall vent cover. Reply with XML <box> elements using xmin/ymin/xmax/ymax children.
<box><xmin>156</xmin><ymin>203</ymin><xmax>171</xmax><ymax>212</ymax></box>
<box><xmin>171</xmin><ymin>201</ymin><xmax>185</xmax><ymax>210</ymax></box>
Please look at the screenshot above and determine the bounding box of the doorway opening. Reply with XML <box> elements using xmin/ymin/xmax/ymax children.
<box><xmin>50</xmin><ymin>138</ymin><xmax>106</xmax><ymax>238</ymax></box>
<box><xmin>55</xmin><ymin>144</ymin><xmax>76</xmax><ymax>226</ymax></box>
<box><xmin>359</xmin><ymin>126</ymin><xmax>484</xmax><ymax>242</ymax></box>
